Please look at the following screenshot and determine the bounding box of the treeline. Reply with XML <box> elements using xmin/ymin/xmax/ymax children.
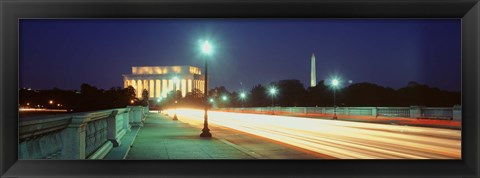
<box><xmin>19</xmin><ymin>80</ymin><xmax>461</xmax><ymax>113</ymax></box>
<box><xmin>19</xmin><ymin>83</ymin><xmax>136</xmax><ymax>112</ymax></box>
<box><xmin>206</xmin><ymin>80</ymin><xmax>460</xmax><ymax>108</ymax></box>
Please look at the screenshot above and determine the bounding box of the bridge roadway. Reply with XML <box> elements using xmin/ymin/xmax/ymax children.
<box><xmin>163</xmin><ymin>109</ymin><xmax>461</xmax><ymax>159</ymax></box>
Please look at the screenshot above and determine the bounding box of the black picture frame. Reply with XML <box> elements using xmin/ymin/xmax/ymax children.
<box><xmin>1</xmin><ymin>0</ymin><xmax>479</xmax><ymax>177</ymax></box>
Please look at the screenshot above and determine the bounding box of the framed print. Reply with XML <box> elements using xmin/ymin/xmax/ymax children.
<box><xmin>1</xmin><ymin>0</ymin><xmax>479</xmax><ymax>177</ymax></box>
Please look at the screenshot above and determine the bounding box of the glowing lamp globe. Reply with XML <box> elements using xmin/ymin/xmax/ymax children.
<box><xmin>332</xmin><ymin>79</ymin><xmax>339</xmax><ymax>86</ymax></box>
<box><xmin>201</xmin><ymin>40</ymin><xmax>213</xmax><ymax>55</ymax></box>
<box><xmin>269</xmin><ymin>88</ymin><xmax>277</xmax><ymax>95</ymax></box>
<box><xmin>240</xmin><ymin>92</ymin><xmax>246</xmax><ymax>99</ymax></box>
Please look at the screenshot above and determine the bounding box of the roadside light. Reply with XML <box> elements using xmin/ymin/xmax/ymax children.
<box><xmin>130</xmin><ymin>100</ymin><xmax>134</xmax><ymax>104</ymax></box>
<box><xmin>269</xmin><ymin>87</ymin><xmax>277</xmax><ymax>95</ymax></box>
<box><xmin>222</xmin><ymin>95</ymin><xmax>228</xmax><ymax>101</ymax></box>
<box><xmin>199</xmin><ymin>39</ymin><xmax>214</xmax><ymax>137</ymax></box>
<box><xmin>240</xmin><ymin>92</ymin><xmax>246</xmax><ymax>99</ymax></box>
<box><xmin>332</xmin><ymin>79</ymin><xmax>339</xmax><ymax>87</ymax></box>
<box><xmin>201</xmin><ymin>40</ymin><xmax>213</xmax><ymax>55</ymax></box>
<box><xmin>269</xmin><ymin>86</ymin><xmax>278</xmax><ymax>108</ymax></box>
<box><xmin>329</xmin><ymin>77</ymin><xmax>342</xmax><ymax>120</ymax></box>
<box><xmin>209</xmin><ymin>98</ymin><xmax>214</xmax><ymax>103</ymax></box>
<box><xmin>49</xmin><ymin>100</ymin><xmax>53</xmax><ymax>104</ymax></box>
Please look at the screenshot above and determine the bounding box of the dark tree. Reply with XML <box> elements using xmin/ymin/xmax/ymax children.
<box><xmin>207</xmin><ymin>86</ymin><xmax>232</xmax><ymax>108</ymax></box>
<box><xmin>248</xmin><ymin>84</ymin><xmax>269</xmax><ymax>107</ymax></box>
<box><xmin>306</xmin><ymin>80</ymin><xmax>330</xmax><ymax>107</ymax></box>
<box><xmin>342</xmin><ymin>83</ymin><xmax>397</xmax><ymax>106</ymax></box>
<box><xmin>276</xmin><ymin>79</ymin><xmax>307</xmax><ymax>107</ymax></box>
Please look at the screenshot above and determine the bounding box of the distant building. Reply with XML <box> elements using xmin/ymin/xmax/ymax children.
<box><xmin>311</xmin><ymin>53</ymin><xmax>317</xmax><ymax>87</ymax></box>
<box><xmin>122</xmin><ymin>66</ymin><xmax>205</xmax><ymax>99</ymax></box>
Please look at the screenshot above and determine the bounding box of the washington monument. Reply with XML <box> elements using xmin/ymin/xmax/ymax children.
<box><xmin>310</xmin><ymin>53</ymin><xmax>316</xmax><ymax>87</ymax></box>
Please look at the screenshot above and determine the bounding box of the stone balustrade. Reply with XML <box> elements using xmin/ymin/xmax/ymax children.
<box><xmin>19</xmin><ymin>106</ymin><xmax>146</xmax><ymax>159</ymax></box>
<box><xmin>221</xmin><ymin>105</ymin><xmax>461</xmax><ymax>120</ymax></box>
<box><xmin>127</xmin><ymin>106</ymin><xmax>145</xmax><ymax>127</ymax></box>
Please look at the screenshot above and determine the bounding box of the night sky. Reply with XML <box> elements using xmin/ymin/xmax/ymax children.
<box><xmin>20</xmin><ymin>19</ymin><xmax>461</xmax><ymax>92</ymax></box>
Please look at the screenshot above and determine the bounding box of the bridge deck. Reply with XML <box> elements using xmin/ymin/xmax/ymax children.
<box><xmin>124</xmin><ymin>113</ymin><xmax>326</xmax><ymax>159</ymax></box>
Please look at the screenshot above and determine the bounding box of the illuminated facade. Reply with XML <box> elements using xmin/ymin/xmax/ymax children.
<box><xmin>122</xmin><ymin>66</ymin><xmax>205</xmax><ymax>99</ymax></box>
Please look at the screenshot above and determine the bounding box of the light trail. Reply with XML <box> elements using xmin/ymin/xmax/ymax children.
<box><xmin>19</xmin><ymin>108</ymin><xmax>68</xmax><ymax>112</ymax></box>
<box><xmin>164</xmin><ymin>108</ymin><xmax>461</xmax><ymax>159</ymax></box>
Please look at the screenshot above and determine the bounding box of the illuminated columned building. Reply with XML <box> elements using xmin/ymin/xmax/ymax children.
<box><xmin>122</xmin><ymin>66</ymin><xmax>205</xmax><ymax>99</ymax></box>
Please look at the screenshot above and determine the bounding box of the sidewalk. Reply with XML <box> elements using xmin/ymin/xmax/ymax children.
<box><xmin>125</xmin><ymin>113</ymin><xmax>254</xmax><ymax>159</ymax></box>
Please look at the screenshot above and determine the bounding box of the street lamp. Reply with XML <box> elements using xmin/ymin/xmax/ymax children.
<box><xmin>173</xmin><ymin>76</ymin><xmax>180</xmax><ymax>121</ymax></box>
<box><xmin>239</xmin><ymin>92</ymin><xmax>246</xmax><ymax>108</ymax></box>
<box><xmin>330</xmin><ymin>78</ymin><xmax>340</xmax><ymax>120</ymax></box>
<box><xmin>200</xmin><ymin>40</ymin><xmax>213</xmax><ymax>138</ymax></box>
<box><xmin>269</xmin><ymin>87</ymin><xmax>278</xmax><ymax>107</ymax></box>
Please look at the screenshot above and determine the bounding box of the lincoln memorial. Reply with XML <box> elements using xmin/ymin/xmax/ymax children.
<box><xmin>122</xmin><ymin>66</ymin><xmax>205</xmax><ymax>99</ymax></box>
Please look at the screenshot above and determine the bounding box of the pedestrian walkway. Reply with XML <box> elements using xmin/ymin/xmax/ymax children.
<box><xmin>125</xmin><ymin>113</ymin><xmax>254</xmax><ymax>159</ymax></box>
<box><xmin>104</xmin><ymin>126</ymin><xmax>140</xmax><ymax>159</ymax></box>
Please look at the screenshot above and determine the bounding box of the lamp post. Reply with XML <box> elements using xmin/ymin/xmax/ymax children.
<box><xmin>200</xmin><ymin>40</ymin><xmax>212</xmax><ymax>138</ymax></box>
<box><xmin>269</xmin><ymin>87</ymin><xmax>277</xmax><ymax>107</ymax></box>
<box><xmin>269</xmin><ymin>87</ymin><xmax>277</xmax><ymax>114</ymax></box>
<box><xmin>239</xmin><ymin>92</ymin><xmax>246</xmax><ymax>108</ymax></box>
<box><xmin>331</xmin><ymin>78</ymin><xmax>339</xmax><ymax>120</ymax></box>
<box><xmin>172</xmin><ymin>76</ymin><xmax>179</xmax><ymax>121</ymax></box>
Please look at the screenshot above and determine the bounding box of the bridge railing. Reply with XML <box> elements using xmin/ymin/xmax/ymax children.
<box><xmin>219</xmin><ymin>105</ymin><xmax>461</xmax><ymax>120</ymax></box>
<box><xmin>19</xmin><ymin>106</ymin><xmax>146</xmax><ymax>159</ymax></box>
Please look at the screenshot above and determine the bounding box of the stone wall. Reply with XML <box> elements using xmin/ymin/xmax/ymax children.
<box><xmin>221</xmin><ymin>105</ymin><xmax>461</xmax><ymax>120</ymax></box>
<box><xmin>19</xmin><ymin>106</ymin><xmax>146</xmax><ymax>159</ymax></box>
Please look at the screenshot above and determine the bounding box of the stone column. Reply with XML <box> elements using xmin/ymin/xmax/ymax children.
<box><xmin>156</xmin><ymin>80</ymin><xmax>161</xmax><ymax>98</ymax></box>
<box><xmin>181</xmin><ymin>79</ymin><xmax>187</xmax><ymax>97</ymax></box>
<box><xmin>410</xmin><ymin>106</ymin><xmax>423</xmax><ymax>118</ymax></box>
<box><xmin>128</xmin><ymin>106</ymin><xmax>144</xmax><ymax>127</ymax></box>
<box><xmin>194</xmin><ymin>80</ymin><xmax>198</xmax><ymax>92</ymax></box>
<box><xmin>162</xmin><ymin>79</ymin><xmax>167</xmax><ymax>97</ymax></box>
<box><xmin>123</xmin><ymin>108</ymin><xmax>131</xmax><ymax>131</ymax></box>
<box><xmin>453</xmin><ymin>105</ymin><xmax>462</xmax><ymax>120</ymax></box>
<box><xmin>149</xmin><ymin>79</ymin><xmax>154</xmax><ymax>98</ymax></box>
<box><xmin>188</xmin><ymin>79</ymin><xmax>192</xmax><ymax>93</ymax></box>
<box><xmin>131</xmin><ymin>80</ymin><xmax>136</xmax><ymax>91</ymax></box>
<box><xmin>137</xmin><ymin>79</ymin><xmax>143</xmax><ymax>98</ymax></box>
<box><xmin>144</xmin><ymin>80</ymin><xmax>149</xmax><ymax>98</ymax></box>
<box><xmin>62</xmin><ymin>115</ymin><xmax>88</xmax><ymax>159</ymax></box>
<box><xmin>107</xmin><ymin>110</ymin><xmax>120</xmax><ymax>147</ymax></box>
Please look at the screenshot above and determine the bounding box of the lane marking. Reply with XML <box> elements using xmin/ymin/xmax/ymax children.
<box><xmin>218</xmin><ymin>138</ymin><xmax>264</xmax><ymax>159</ymax></box>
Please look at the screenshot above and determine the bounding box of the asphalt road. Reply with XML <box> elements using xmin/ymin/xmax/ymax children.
<box><xmin>164</xmin><ymin>109</ymin><xmax>461</xmax><ymax>159</ymax></box>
